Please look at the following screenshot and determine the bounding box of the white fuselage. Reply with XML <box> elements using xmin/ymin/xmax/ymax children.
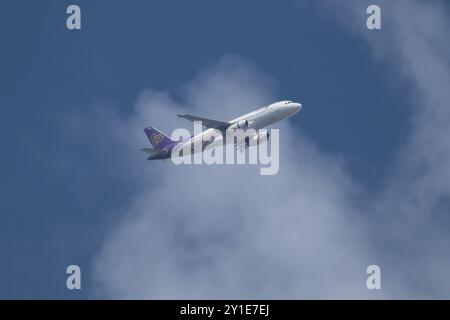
<box><xmin>177</xmin><ymin>100</ymin><xmax>302</xmax><ymax>152</ymax></box>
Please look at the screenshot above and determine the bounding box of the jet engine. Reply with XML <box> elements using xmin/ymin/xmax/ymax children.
<box><xmin>252</xmin><ymin>129</ymin><xmax>270</xmax><ymax>144</ymax></box>
<box><xmin>229</xmin><ymin>119</ymin><xmax>249</xmax><ymax>129</ymax></box>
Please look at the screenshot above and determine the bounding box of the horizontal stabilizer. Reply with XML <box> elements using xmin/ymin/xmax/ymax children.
<box><xmin>177</xmin><ymin>114</ymin><xmax>230</xmax><ymax>130</ymax></box>
<box><xmin>141</xmin><ymin>148</ymin><xmax>168</xmax><ymax>160</ymax></box>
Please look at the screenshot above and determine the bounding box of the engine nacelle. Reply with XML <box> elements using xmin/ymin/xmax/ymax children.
<box><xmin>229</xmin><ymin>119</ymin><xmax>249</xmax><ymax>129</ymax></box>
<box><xmin>252</xmin><ymin>129</ymin><xmax>270</xmax><ymax>144</ymax></box>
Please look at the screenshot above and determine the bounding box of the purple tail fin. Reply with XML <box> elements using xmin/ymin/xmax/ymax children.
<box><xmin>144</xmin><ymin>127</ymin><xmax>174</xmax><ymax>149</ymax></box>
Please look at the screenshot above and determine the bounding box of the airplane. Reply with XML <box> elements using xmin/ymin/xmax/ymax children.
<box><xmin>142</xmin><ymin>100</ymin><xmax>302</xmax><ymax>160</ymax></box>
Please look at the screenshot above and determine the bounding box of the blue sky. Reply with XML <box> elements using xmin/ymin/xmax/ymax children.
<box><xmin>2</xmin><ymin>0</ymin><xmax>448</xmax><ymax>299</ymax></box>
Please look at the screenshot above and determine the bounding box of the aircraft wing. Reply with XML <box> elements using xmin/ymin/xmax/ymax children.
<box><xmin>177</xmin><ymin>114</ymin><xmax>230</xmax><ymax>130</ymax></box>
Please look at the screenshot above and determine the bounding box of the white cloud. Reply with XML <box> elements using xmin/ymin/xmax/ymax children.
<box><xmin>90</xmin><ymin>55</ymin><xmax>380</xmax><ymax>299</ymax></box>
<box><xmin>88</xmin><ymin>0</ymin><xmax>450</xmax><ymax>298</ymax></box>
<box><xmin>314</xmin><ymin>0</ymin><xmax>450</xmax><ymax>297</ymax></box>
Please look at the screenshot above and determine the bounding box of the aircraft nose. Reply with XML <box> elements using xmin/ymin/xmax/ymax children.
<box><xmin>292</xmin><ymin>102</ymin><xmax>302</xmax><ymax>113</ymax></box>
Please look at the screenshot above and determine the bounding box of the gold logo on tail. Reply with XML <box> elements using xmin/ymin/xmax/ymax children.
<box><xmin>150</xmin><ymin>133</ymin><xmax>163</xmax><ymax>146</ymax></box>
